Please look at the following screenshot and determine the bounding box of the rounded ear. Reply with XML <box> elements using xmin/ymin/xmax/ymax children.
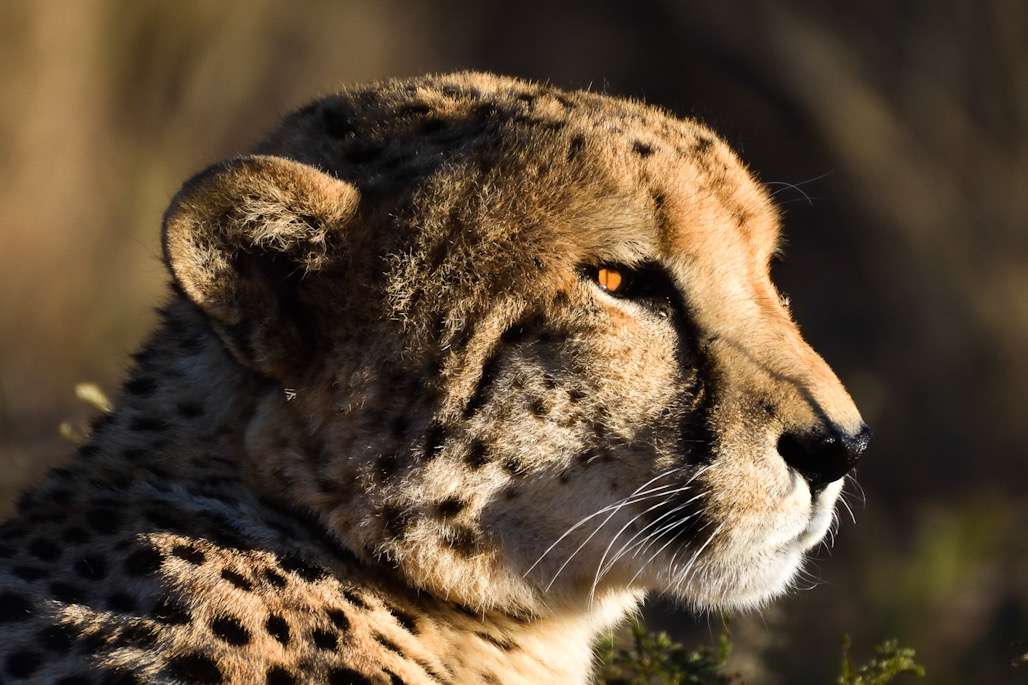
<box><xmin>162</xmin><ymin>155</ymin><xmax>360</xmax><ymax>379</ymax></box>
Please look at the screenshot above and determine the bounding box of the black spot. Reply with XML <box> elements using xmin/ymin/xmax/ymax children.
<box><xmin>422</xmin><ymin>423</ymin><xmax>446</xmax><ymax>461</ymax></box>
<box><xmin>63</xmin><ymin>526</ymin><xmax>90</xmax><ymax>543</ymax></box>
<box><xmin>632</xmin><ymin>140</ymin><xmax>654</xmax><ymax>157</ymax></box>
<box><xmin>164</xmin><ymin>652</ymin><xmax>223</xmax><ymax>684</ymax></box>
<box><xmin>420</xmin><ymin>117</ymin><xmax>448</xmax><ymax>135</ymax></box>
<box><xmin>86</xmin><ymin>507</ymin><xmax>121</xmax><ymax>534</ymax></box>
<box><xmin>39</xmin><ymin>624</ymin><xmax>76</xmax><ymax>653</ymax></box>
<box><xmin>326</xmin><ymin>608</ymin><xmax>350</xmax><ymax>632</ymax></box>
<box><xmin>124</xmin><ymin>377</ymin><xmax>158</xmax><ymax>396</ymax></box>
<box><xmin>502</xmin><ymin>486</ymin><xmax>520</xmax><ymax>500</ymax></box>
<box><xmin>693</xmin><ymin>135</ymin><xmax>714</xmax><ymax>155</ymax></box>
<box><xmin>416</xmin><ymin>659</ymin><xmax>446</xmax><ymax>682</ymax></box>
<box><xmin>442</xmin><ymin>526</ymin><xmax>478</xmax><ymax>557</ymax></box>
<box><xmin>107</xmin><ymin>592</ymin><xmax>138</xmax><ymax>613</ymax></box>
<box><xmin>328</xmin><ymin>668</ymin><xmax>374</xmax><ymax>685</ymax></box>
<box><xmin>385</xmin><ymin>605</ymin><xmax>418</xmax><ymax>634</ymax></box>
<box><xmin>381</xmin><ymin>505</ymin><xmax>411</xmax><ymax>539</ymax></box>
<box><xmin>171</xmin><ymin>544</ymin><xmax>207</xmax><ymax>565</ymax></box>
<box><xmin>266</xmin><ymin>665</ymin><xmax>297</xmax><ymax>685</ymax></box>
<box><xmin>114</xmin><ymin>622</ymin><xmax>159</xmax><ymax>649</ymax></box>
<box><xmin>463</xmin><ymin>354</ymin><xmax>502</xmax><ymax>418</ymax></box>
<box><xmin>374</xmin><ymin>633</ymin><xmax>403</xmax><ymax>654</ymax></box>
<box><xmin>568</xmin><ymin>134</ymin><xmax>586</xmax><ymax>160</ymax></box>
<box><xmin>12</xmin><ymin>565</ymin><xmax>47</xmax><ymax>581</ymax></box>
<box><xmin>257</xmin><ymin>614</ymin><xmax>290</xmax><ymax>650</ymax></box>
<box><xmin>472</xmin><ymin>102</ymin><xmax>499</xmax><ymax>118</ymax></box>
<box><xmin>276</xmin><ymin>554</ymin><xmax>328</xmax><ymax>582</ymax></box>
<box><xmin>5</xmin><ymin>649</ymin><xmax>42</xmax><ymax>678</ymax></box>
<box><xmin>151</xmin><ymin>596</ymin><xmax>191</xmax><ymax>625</ymax></box>
<box><xmin>50</xmin><ymin>581</ymin><xmax>87</xmax><ymax>604</ymax></box>
<box><xmin>396</xmin><ymin>103</ymin><xmax>431</xmax><ymax>117</ymax></box>
<box><xmin>477</xmin><ymin>631</ymin><xmax>516</xmax><ymax>651</ymax></box>
<box><xmin>28</xmin><ymin>537</ymin><xmax>61</xmax><ymax>561</ymax></box>
<box><xmin>74</xmin><ymin>554</ymin><xmax>108</xmax><ymax>580</ymax></box>
<box><xmin>210</xmin><ymin>615</ymin><xmax>251</xmax><ymax>646</ymax></box>
<box><xmin>309</xmin><ymin>628</ymin><xmax>337</xmax><ymax>650</ymax></box>
<box><xmin>177</xmin><ymin>402</ymin><xmax>205</xmax><ymax>419</ymax></box>
<box><xmin>220</xmin><ymin>569</ymin><xmax>253</xmax><ymax>591</ymax></box>
<box><xmin>129</xmin><ymin>417</ymin><xmax>168</xmax><ymax>433</ymax></box>
<box><xmin>529</xmin><ymin>397</ymin><xmax>548</xmax><ymax>417</ymax></box>
<box><xmin>81</xmin><ymin>625</ymin><xmax>114</xmax><ymax>652</ymax></box>
<box><xmin>435</xmin><ymin>497</ymin><xmax>466</xmax><ymax>518</ymax></box>
<box><xmin>323</xmin><ymin>108</ymin><xmax>357</xmax><ymax>138</ymax></box>
<box><xmin>124</xmin><ymin>545</ymin><xmax>163</xmax><ymax>576</ymax></box>
<box><xmin>464</xmin><ymin>441</ymin><xmax>489</xmax><ymax>469</ymax></box>
<box><xmin>384</xmin><ymin>671</ymin><xmax>405</xmax><ymax>685</ymax></box>
<box><xmin>342</xmin><ymin>588</ymin><xmax>369</xmax><ymax>610</ymax></box>
<box><xmin>262</xmin><ymin>568</ymin><xmax>287</xmax><ymax>588</ymax></box>
<box><xmin>502</xmin><ymin>457</ymin><xmax>527</xmax><ymax>476</ymax></box>
<box><xmin>375</xmin><ymin>453</ymin><xmax>400</xmax><ymax>479</ymax></box>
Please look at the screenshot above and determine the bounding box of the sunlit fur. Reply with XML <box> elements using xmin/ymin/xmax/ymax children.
<box><xmin>0</xmin><ymin>72</ymin><xmax>866</xmax><ymax>684</ymax></box>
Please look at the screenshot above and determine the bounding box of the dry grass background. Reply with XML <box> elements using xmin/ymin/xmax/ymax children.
<box><xmin>1</xmin><ymin>1</ymin><xmax>1025</xmax><ymax>682</ymax></box>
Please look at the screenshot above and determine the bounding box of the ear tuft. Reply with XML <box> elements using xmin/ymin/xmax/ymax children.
<box><xmin>162</xmin><ymin>155</ymin><xmax>360</xmax><ymax>377</ymax></box>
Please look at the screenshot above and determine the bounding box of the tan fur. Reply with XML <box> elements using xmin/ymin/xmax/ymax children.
<box><xmin>0</xmin><ymin>72</ymin><xmax>867</xmax><ymax>684</ymax></box>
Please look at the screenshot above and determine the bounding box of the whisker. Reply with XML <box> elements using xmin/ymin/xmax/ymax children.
<box><xmin>587</xmin><ymin>466</ymin><xmax>711</xmax><ymax>599</ymax></box>
<box><xmin>673</xmin><ymin>521</ymin><xmax>724</xmax><ymax>592</ymax></box>
<box><xmin>592</xmin><ymin>487</ymin><xmax>703</xmax><ymax>600</ymax></box>
<box><xmin>526</xmin><ymin>468</ymin><xmax>688</xmax><ymax>588</ymax></box>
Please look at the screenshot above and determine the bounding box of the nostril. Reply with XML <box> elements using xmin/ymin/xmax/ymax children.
<box><xmin>777</xmin><ymin>424</ymin><xmax>870</xmax><ymax>493</ymax></box>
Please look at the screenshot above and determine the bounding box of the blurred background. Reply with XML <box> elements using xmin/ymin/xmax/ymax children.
<box><xmin>1</xmin><ymin>1</ymin><xmax>1025</xmax><ymax>682</ymax></box>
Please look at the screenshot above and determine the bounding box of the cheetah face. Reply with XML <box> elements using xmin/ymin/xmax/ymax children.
<box><xmin>164</xmin><ymin>73</ymin><xmax>867</xmax><ymax>615</ymax></box>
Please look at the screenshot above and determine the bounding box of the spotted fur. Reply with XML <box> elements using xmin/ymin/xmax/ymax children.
<box><xmin>0</xmin><ymin>72</ymin><xmax>868</xmax><ymax>684</ymax></box>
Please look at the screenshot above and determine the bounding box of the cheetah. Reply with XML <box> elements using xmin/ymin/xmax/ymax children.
<box><xmin>0</xmin><ymin>72</ymin><xmax>869</xmax><ymax>684</ymax></box>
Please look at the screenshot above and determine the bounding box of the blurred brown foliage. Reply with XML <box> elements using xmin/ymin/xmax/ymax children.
<box><xmin>1</xmin><ymin>1</ymin><xmax>1025</xmax><ymax>683</ymax></box>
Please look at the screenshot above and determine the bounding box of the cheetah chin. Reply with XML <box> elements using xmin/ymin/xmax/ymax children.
<box><xmin>1</xmin><ymin>72</ymin><xmax>868</xmax><ymax>684</ymax></box>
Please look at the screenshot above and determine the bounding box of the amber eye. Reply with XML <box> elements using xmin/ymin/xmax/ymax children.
<box><xmin>596</xmin><ymin>267</ymin><xmax>623</xmax><ymax>292</ymax></box>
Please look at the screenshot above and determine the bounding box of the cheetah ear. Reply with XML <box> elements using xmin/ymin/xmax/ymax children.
<box><xmin>162</xmin><ymin>154</ymin><xmax>361</xmax><ymax>379</ymax></box>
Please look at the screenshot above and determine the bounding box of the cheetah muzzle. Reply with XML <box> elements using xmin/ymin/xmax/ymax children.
<box><xmin>1</xmin><ymin>72</ymin><xmax>868</xmax><ymax>684</ymax></box>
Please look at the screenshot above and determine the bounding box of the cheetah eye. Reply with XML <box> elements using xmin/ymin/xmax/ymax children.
<box><xmin>595</xmin><ymin>267</ymin><xmax>625</xmax><ymax>293</ymax></box>
<box><xmin>581</xmin><ymin>263</ymin><xmax>672</xmax><ymax>306</ymax></box>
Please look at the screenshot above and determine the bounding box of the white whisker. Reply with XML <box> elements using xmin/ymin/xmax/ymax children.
<box><xmin>525</xmin><ymin>467</ymin><xmax>688</xmax><ymax>589</ymax></box>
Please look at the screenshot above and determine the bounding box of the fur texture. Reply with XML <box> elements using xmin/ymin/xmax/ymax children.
<box><xmin>0</xmin><ymin>72</ymin><xmax>868</xmax><ymax>684</ymax></box>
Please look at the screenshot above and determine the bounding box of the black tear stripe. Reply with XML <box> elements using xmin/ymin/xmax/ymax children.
<box><xmin>607</xmin><ymin>259</ymin><xmax>715</xmax><ymax>462</ymax></box>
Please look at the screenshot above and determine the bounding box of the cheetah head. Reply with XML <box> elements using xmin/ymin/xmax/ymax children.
<box><xmin>163</xmin><ymin>73</ymin><xmax>868</xmax><ymax>617</ymax></box>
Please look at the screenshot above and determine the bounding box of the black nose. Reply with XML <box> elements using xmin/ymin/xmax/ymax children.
<box><xmin>777</xmin><ymin>424</ymin><xmax>870</xmax><ymax>493</ymax></box>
